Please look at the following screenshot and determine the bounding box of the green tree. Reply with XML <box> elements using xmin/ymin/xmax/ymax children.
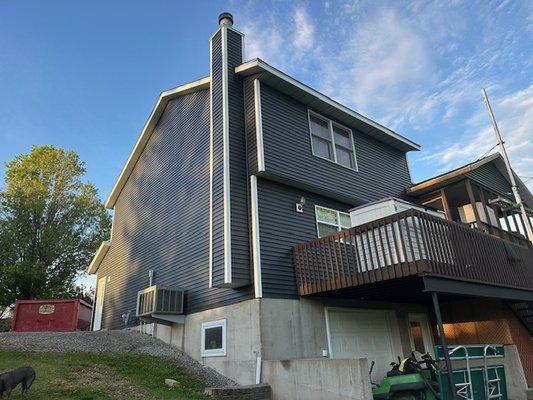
<box><xmin>0</xmin><ymin>145</ymin><xmax>110</xmax><ymax>308</ymax></box>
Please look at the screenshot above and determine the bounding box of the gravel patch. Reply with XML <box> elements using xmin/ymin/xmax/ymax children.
<box><xmin>0</xmin><ymin>330</ymin><xmax>237</xmax><ymax>388</ymax></box>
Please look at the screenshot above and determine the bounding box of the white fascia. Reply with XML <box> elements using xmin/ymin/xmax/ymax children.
<box><xmin>235</xmin><ymin>59</ymin><xmax>420</xmax><ymax>152</ymax></box>
<box><xmin>87</xmin><ymin>241</ymin><xmax>111</xmax><ymax>275</ymax></box>
<box><xmin>104</xmin><ymin>76</ymin><xmax>211</xmax><ymax>209</ymax></box>
<box><xmin>254</xmin><ymin>79</ymin><xmax>265</xmax><ymax>172</ymax></box>
<box><xmin>250</xmin><ymin>175</ymin><xmax>263</xmax><ymax>298</ymax></box>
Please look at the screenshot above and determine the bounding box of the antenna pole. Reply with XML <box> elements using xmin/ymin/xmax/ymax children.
<box><xmin>482</xmin><ymin>88</ymin><xmax>533</xmax><ymax>242</ymax></box>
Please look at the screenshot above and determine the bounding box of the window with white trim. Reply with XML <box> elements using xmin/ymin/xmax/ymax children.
<box><xmin>308</xmin><ymin>111</ymin><xmax>358</xmax><ymax>170</ymax></box>
<box><xmin>315</xmin><ymin>206</ymin><xmax>351</xmax><ymax>237</ymax></box>
<box><xmin>201</xmin><ymin>319</ymin><xmax>226</xmax><ymax>357</ymax></box>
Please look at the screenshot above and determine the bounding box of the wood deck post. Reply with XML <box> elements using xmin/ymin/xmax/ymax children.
<box><xmin>465</xmin><ymin>180</ymin><xmax>482</xmax><ymax>230</ymax></box>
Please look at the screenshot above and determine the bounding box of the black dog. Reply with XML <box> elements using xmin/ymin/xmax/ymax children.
<box><xmin>0</xmin><ymin>366</ymin><xmax>35</xmax><ymax>399</ymax></box>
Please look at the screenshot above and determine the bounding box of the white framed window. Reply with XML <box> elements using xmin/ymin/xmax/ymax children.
<box><xmin>308</xmin><ymin>110</ymin><xmax>358</xmax><ymax>171</ymax></box>
<box><xmin>201</xmin><ymin>319</ymin><xmax>226</xmax><ymax>357</ymax></box>
<box><xmin>315</xmin><ymin>205</ymin><xmax>351</xmax><ymax>237</ymax></box>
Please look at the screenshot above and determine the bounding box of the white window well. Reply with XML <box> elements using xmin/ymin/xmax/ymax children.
<box><xmin>308</xmin><ymin>111</ymin><xmax>358</xmax><ymax>170</ymax></box>
<box><xmin>201</xmin><ymin>319</ymin><xmax>227</xmax><ymax>357</ymax></box>
<box><xmin>315</xmin><ymin>205</ymin><xmax>351</xmax><ymax>238</ymax></box>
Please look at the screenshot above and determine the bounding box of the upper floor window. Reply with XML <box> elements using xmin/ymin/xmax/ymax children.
<box><xmin>308</xmin><ymin>111</ymin><xmax>358</xmax><ymax>170</ymax></box>
<box><xmin>315</xmin><ymin>206</ymin><xmax>351</xmax><ymax>237</ymax></box>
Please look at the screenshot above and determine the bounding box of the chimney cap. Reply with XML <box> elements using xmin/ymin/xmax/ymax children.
<box><xmin>218</xmin><ymin>12</ymin><xmax>234</xmax><ymax>27</ymax></box>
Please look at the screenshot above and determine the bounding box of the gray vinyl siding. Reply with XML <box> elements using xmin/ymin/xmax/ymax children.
<box><xmin>260</xmin><ymin>83</ymin><xmax>412</xmax><ymax>204</ymax></box>
<box><xmin>226</xmin><ymin>28</ymin><xmax>251</xmax><ymax>285</ymax></box>
<box><xmin>257</xmin><ymin>177</ymin><xmax>354</xmax><ymax>298</ymax></box>
<box><xmin>210</xmin><ymin>30</ymin><xmax>225</xmax><ymax>286</ymax></box>
<box><xmin>97</xmin><ymin>89</ymin><xmax>252</xmax><ymax>330</ymax></box>
<box><xmin>466</xmin><ymin>163</ymin><xmax>512</xmax><ymax>197</ymax></box>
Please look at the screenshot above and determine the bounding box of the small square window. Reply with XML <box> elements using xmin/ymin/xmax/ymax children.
<box><xmin>201</xmin><ymin>319</ymin><xmax>226</xmax><ymax>357</ymax></box>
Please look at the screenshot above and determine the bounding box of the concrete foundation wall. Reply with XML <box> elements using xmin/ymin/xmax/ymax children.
<box><xmin>259</xmin><ymin>297</ymin><xmax>428</xmax><ymax>360</ymax></box>
<box><xmin>151</xmin><ymin>297</ymin><xmax>430</xmax><ymax>387</ymax></box>
<box><xmin>153</xmin><ymin>299</ymin><xmax>262</xmax><ymax>385</ymax></box>
<box><xmin>262</xmin><ymin>358</ymin><xmax>372</xmax><ymax>400</ymax></box>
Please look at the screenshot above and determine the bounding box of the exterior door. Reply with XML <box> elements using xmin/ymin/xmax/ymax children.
<box><xmin>93</xmin><ymin>276</ymin><xmax>106</xmax><ymax>331</ymax></box>
<box><xmin>326</xmin><ymin>308</ymin><xmax>402</xmax><ymax>381</ymax></box>
<box><xmin>408</xmin><ymin>313</ymin><xmax>434</xmax><ymax>355</ymax></box>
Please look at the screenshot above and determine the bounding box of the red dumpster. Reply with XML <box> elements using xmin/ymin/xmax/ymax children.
<box><xmin>10</xmin><ymin>299</ymin><xmax>93</xmax><ymax>332</ymax></box>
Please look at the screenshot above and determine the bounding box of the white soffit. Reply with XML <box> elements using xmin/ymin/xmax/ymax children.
<box><xmin>87</xmin><ymin>241</ymin><xmax>111</xmax><ymax>274</ymax></box>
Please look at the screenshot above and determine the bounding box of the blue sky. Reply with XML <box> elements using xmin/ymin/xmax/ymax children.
<box><xmin>1</xmin><ymin>0</ymin><xmax>532</xmax><ymax>287</ymax></box>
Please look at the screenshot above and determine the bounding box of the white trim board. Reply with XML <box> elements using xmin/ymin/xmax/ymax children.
<box><xmin>250</xmin><ymin>175</ymin><xmax>263</xmax><ymax>298</ymax></box>
<box><xmin>104</xmin><ymin>76</ymin><xmax>211</xmax><ymax>209</ymax></box>
<box><xmin>254</xmin><ymin>79</ymin><xmax>265</xmax><ymax>172</ymax></box>
<box><xmin>235</xmin><ymin>59</ymin><xmax>420</xmax><ymax>153</ymax></box>
<box><xmin>221</xmin><ymin>26</ymin><xmax>233</xmax><ymax>285</ymax></box>
<box><xmin>208</xmin><ymin>31</ymin><xmax>215</xmax><ymax>289</ymax></box>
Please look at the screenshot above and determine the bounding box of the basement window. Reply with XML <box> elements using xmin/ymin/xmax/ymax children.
<box><xmin>308</xmin><ymin>111</ymin><xmax>358</xmax><ymax>170</ymax></box>
<box><xmin>315</xmin><ymin>206</ymin><xmax>351</xmax><ymax>237</ymax></box>
<box><xmin>201</xmin><ymin>319</ymin><xmax>226</xmax><ymax>357</ymax></box>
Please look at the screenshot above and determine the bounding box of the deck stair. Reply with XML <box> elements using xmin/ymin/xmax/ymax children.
<box><xmin>508</xmin><ymin>301</ymin><xmax>533</xmax><ymax>335</ymax></box>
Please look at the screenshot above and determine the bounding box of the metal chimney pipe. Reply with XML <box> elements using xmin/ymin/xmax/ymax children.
<box><xmin>218</xmin><ymin>12</ymin><xmax>234</xmax><ymax>27</ymax></box>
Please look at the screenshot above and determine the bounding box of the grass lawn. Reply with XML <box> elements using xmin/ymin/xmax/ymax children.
<box><xmin>0</xmin><ymin>350</ymin><xmax>210</xmax><ymax>399</ymax></box>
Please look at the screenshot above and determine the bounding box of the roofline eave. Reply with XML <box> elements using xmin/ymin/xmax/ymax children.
<box><xmin>235</xmin><ymin>58</ymin><xmax>421</xmax><ymax>153</ymax></box>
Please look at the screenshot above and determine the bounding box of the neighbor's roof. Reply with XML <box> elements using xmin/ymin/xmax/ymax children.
<box><xmin>407</xmin><ymin>153</ymin><xmax>533</xmax><ymax>205</ymax></box>
<box><xmin>235</xmin><ymin>58</ymin><xmax>421</xmax><ymax>153</ymax></box>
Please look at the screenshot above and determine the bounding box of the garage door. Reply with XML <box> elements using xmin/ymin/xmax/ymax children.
<box><xmin>326</xmin><ymin>308</ymin><xmax>402</xmax><ymax>381</ymax></box>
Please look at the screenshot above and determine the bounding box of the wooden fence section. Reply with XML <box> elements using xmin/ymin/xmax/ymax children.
<box><xmin>293</xmin><ymin>209</ymin><xmax>533</xmax><ymax>296</ymax></box>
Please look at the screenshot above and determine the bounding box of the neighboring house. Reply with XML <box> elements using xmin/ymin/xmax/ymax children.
<box><xmin>88</xmin><ymin>13</ymin><xmax>533</xmax><ymax>399</ymax></box>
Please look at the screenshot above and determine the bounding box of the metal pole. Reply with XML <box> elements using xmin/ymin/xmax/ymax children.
<box><xmin>482</xmin><ymin>88</ymin><xmax>533</xmax><ymax>242</ymax></box>
<box><xmin>432</xmin><ymin>292</ymin><xmax>458</xmax><ymax>400</ymax></box>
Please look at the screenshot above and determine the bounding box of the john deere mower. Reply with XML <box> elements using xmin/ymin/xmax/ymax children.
<box><xmin>371</xmin><ymin>353</ymin><xmax>441</xmax><ymax>400</ymax></box>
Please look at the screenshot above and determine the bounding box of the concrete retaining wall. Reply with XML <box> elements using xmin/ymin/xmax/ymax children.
<box><xmin>261</xmin><ymin>358</ymin><xmax>373</xmax><ymax>400</ymax></box>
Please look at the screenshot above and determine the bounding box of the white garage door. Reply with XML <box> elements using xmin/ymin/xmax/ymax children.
<box><xmin>326</xmin><ymin>308</ymin><xmax>402</xmax><ymax>381</ymax></box>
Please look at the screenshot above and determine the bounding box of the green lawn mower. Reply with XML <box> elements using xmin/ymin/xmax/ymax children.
<box><xmin>371</xmin><ymin>353</ymin><xmax>441</xmax><ymax>400</ymax></box>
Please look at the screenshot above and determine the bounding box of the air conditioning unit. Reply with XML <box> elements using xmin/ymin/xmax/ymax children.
<box><xmin>136</xmin><ymin>285</ymin><xmax>185</xmax><ymax>318</ymax></box>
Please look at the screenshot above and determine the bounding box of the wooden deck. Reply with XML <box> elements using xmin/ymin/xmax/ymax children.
<box><xmin>293</xmin><ymin>209</ymin><xmax>533</xmax><ymax>296</ymax></box>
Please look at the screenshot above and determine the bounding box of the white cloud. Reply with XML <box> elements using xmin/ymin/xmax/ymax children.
<box><xmin>292</xmin><ymin>8</ymin><xmax>315</xmax><ymax>52</ymax></box>
<box><xmin>330</xmin><ymin>8</ymin><xmax>434</xmax><ymax>128</ymax></box>
<box><xmin>419</xmin><ymin>85</ymin><xmax>533</xmax><ymax>190</ymax></box>
<box><xmin>237</xmin><ymin>0</ymin><xmax>532</xmax><ymax>188</ymax></box>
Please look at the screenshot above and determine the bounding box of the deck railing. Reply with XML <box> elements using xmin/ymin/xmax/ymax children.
<box><xmin>293</xmin><ymin>209</ymin><xmax>533</xmax><ymax>296</ymax></box>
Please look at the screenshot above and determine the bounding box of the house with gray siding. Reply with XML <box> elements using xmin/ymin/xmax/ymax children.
<box><xmin>88</xmin><ymin>13</ymin><xmax>533</xmax><ymax>399</ymax></box>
